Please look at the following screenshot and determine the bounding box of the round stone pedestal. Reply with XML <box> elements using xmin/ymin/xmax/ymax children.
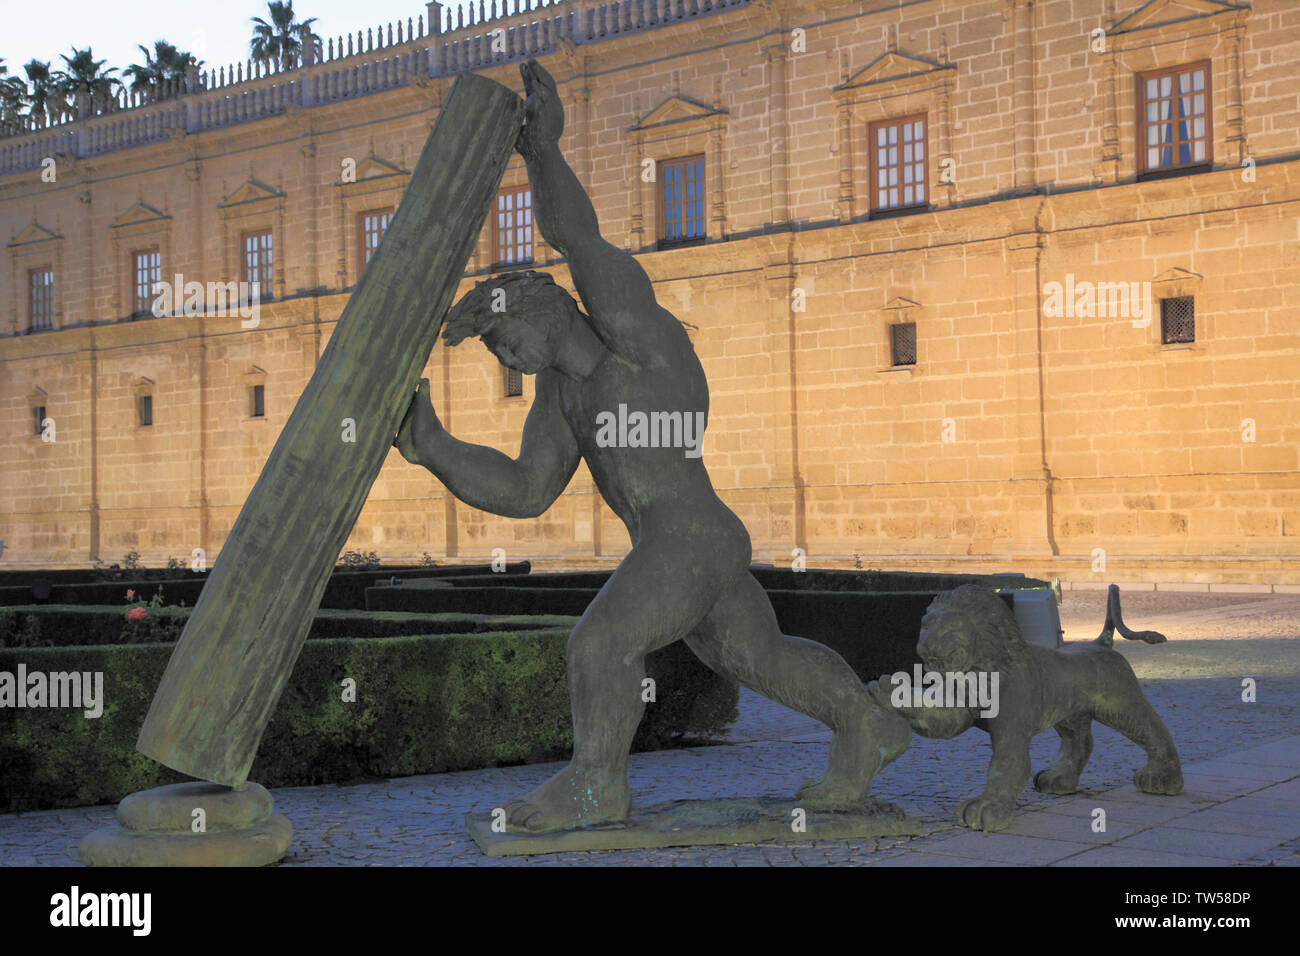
<box><xmin>79</xmin><ymin>781</ymin><xmax>292</xmax><ymax>867</ymax></box>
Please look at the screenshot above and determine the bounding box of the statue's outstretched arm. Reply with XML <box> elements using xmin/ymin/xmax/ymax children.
<box><xmin>394</xmin><ymin>371</ymin><xmax>579</xmax><ymax>518</ymax></box>
<box><xmin>518</xmin><ymin>61</ymin><xmax>674</xmax><ymax>366</ymax></box>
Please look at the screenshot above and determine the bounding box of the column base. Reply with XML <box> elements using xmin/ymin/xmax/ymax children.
<box><xmin>79</xmin><ymin>781</ymin><xmax>292</xmax><ymax>867</ymax></box>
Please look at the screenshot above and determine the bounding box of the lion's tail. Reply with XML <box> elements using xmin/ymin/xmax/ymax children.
<box><xmin>1095</xmin><ymin>584</ymin><xmax>1167</xmax><ymax>647</ymax></box>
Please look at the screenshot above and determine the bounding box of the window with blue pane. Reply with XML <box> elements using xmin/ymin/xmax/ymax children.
<box><xmin>659</xmin><ymin>155</ymin><xmax>706</xmax><ymax>244</ymax></box>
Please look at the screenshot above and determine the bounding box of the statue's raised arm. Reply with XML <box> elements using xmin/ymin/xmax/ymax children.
<box><xmin>516</xmin><ymin>61</ymin><xmax>678</xmax><ymax>368</ymax></box>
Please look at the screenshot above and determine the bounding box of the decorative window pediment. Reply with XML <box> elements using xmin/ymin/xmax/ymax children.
<box><xmin>347</xmin><ymin>155</ymin><xmax>407</xmax><ymax>184</ymax></box>
<box><xmin>110</xmin><ymin>201</ymin><xmax>171</xmax><ymax>231</ymax></box>
<box><xmin>7</xmin><ymin>222</ymin><xmax>61</xmax><ymax>248</ymax></box>
<box><xmin>631</xmin><ymin>95</ymin><xmax>728</xmax><ymax>133</ymax></box>
<box><xmin>1112</xmin><ymin>0</ymin><xmax>1246</xmax><ymax>38</ymax></box>
<box><xmin>882</xmin><ymin>296</ymin><xmax>922</xmax><ymax>317</ymax></box>
<box><xmin>835</xmin><ymin>51</ymin><xmax>955</xmax><ymax>95</ymax></box>
<box><xmin>219</xmin><ymin>179</ymin><xmax>285</xmax><ymax>209</ymax></box>
<box><xmin>1152</xmin><ymin>267</ymin><xmax>1203</xmax><ymax>297</ymax></box>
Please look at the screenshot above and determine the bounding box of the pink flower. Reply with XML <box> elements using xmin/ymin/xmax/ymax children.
<box><xmin>127</xmin><ymin>607</ymin><xmax>147</xmax><ymax>622</ymax></box>
<box><xmin>126</xmin><ymin>589</ymin><xmax>136</xmax><ymax>601</ymax></box>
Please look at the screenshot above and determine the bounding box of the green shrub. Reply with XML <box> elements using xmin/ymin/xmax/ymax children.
<box><xmin>0</xmin><ymin>631</ymin><xmax>737</xmax><ymax>812</ymax></box>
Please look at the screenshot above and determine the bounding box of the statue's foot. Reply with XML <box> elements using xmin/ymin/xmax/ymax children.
<box><xmin>1033</xmin><ymin>764</ymin><xmax>1082</xmax><ymax>795</ymax></box>
<box><xmin>1134</xmin><ymin>759</ymin><xmax>1182</xmax><ymax>795</ymax></box>
<box><xmin>503</xmin><ymin>764</ymin><xmax>631</xmax><ymax>834</ymax></box>
<box><xmin>795</xmin><ymin>704</ymin><xmax>911</xmax><ymax>809</ymax></box>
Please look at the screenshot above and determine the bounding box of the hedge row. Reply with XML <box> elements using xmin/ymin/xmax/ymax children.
<box><xmin>367</xmin><ymin>583</ymin><xmax>1013</xmax><ymax>682</ymax></box>
<box><xmin>0</xmin><ymin>561</ymin><xmax>533</xmax><ymax>610</ymax></box>
<box><xmin>0</xmin><ymin>630</ymin><xmax>737</xmax><ymax>812</ymax></box>
<box><xmin>425</xmin><ymin>568</ymin><xmax>1048</xmax><ymax>594</ymax></box>
<box><xmin>0</xmin><ymin>605</ymin><xmax>580</xmax><ymax>649</ymax></box>
<box><xmin>369</xmin><ymin>585</ymin><xmax>600</xmax><ymax>617</ymax></box>
<box><xmin>750</xmin><ymin>567</ymin><xmax>1049</xmax><ymax>593</ymax></box>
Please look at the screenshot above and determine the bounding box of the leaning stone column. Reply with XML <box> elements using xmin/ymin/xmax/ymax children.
<box><xmin>81</xmin><ymin>73</ymin><xmax>524</xmax><ymax>866</ymax></box>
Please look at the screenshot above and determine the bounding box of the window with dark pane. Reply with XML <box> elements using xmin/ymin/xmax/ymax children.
<box><xmin>359</xmin><ymin>209</ymin><xmax>393</xmax><ymax>267</ymax></box>
<box><xmin>1161</xmin><ymin>297</ymin><xmax>1195</xmax><ymax>344</ymax></box>
<box><xmin>1138</xmin><ymin>62</ymin><xmax>1210</xmax><ymax>177</ymax></box>
<box><xmin>138</xmin><ymin>394</ymin><xmax>153</xmax><ymax>427</ymax></box>
<box><xmin>133</xmin><ymin>248</ymin><xmax>161</xmax><ymax>316</ymax></box>
<box><xmin>890</xmin><ymin>322</ymin><xmax>917</xmax><ymax>366</ymax></box>
<box><xmin>870</xmin><ymin>115</ymin><xmax>927</xmax><ymax>214</ymax></box>
<box><xmin>492</xmin><ymin>187</ymin><xmax>533</xmax><ymax>267</ymax></box>
<box><xmin>251</xmin><ymin>383</ymin><xmax>266</xmax><ymax>418</ymax></box>
<box><xmin>504</xmin><ymin>365</ymin><xmax>523</xmax><ymax>398</ymax></box>
<box><xmin>659</xmin><ymin>155</ymin><xmax>706</xmax><ymax>243</ymax></box>
<box><xmin>29</xmin><ymin>267</ymin><xmax>54</xmax><ymax>330</ymax></box>
<box><xmin>33</xmin><ymin>405</ymin><xmax>46</xmax><ymax>437</ymax></box>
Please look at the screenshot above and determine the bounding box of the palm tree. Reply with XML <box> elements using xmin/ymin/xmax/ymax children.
<box><xmin>125</xmin><ymin>41</ymin><xmax>205</xmax><ymax>97</ymax></box>
<box><xmin>57</xmin><ymin>47</ymin><xmax>122</xmax><ymax>114</ymax></box>
<box><xmin>0</xmin><ymin>59</ymin><xmax>28</xmax><ymax>131</ymax></box>
<box><xmin>250</xmin><ymin>1</ymin><xmax>319</xmax><ymax>70</ymax></box>
<box><xmin>22</xmin><ymin>60</ymin><xmax>68</xmax><ymax>127</ymax></box>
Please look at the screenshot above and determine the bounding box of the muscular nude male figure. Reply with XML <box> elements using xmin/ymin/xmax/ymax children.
<box><xmin>395</xmin><ymin>60</ymin><xmax>911</xmax><ymax>833</ymax></box>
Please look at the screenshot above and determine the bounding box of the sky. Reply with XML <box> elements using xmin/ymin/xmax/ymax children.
<box><xmin>0</xmin><ymin>0</ymin><xmax>501</xmax><ymax>83</ymax></box>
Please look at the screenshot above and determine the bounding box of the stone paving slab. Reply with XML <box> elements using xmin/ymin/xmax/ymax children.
<box><xmin>1052</xmin><ymin>846</ymin><xmax>1223</xmax><ymax>867</ymax></box>
<box><xmin>467</xmin><ymin>796</ymin><xmax>919</xmax><ymax>856</ymax></box>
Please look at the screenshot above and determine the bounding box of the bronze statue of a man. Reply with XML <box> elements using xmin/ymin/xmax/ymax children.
<box><xmin>395</xmin><ymin>60</ymin><xmax>911</xmax><ymax>833</ymax></box>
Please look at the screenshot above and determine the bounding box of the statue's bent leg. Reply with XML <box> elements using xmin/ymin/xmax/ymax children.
<box><xmin>684</xmin><ymin>574</ymin><xmax>911</xmax><ymax>808</ymax></box>
<box><xmin>1033</xmin><ymin>714</ymin><xmax>1093</xmax><ymax>794</ymax></box>
<box><xmin>503</xmin><ymin>534</ymin><xmax>739</xmax><ymax>833</ymax></box>
<box><xmin>1093</xmin><ymin>697</ymin><xmax>1183</xmax><ymax>795</ymax></box>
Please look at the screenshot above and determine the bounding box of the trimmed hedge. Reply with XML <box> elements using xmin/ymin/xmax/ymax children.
<box><xmin>421</xmin><ymin>568</ymin><xmax>1048</xmax><ymax>594</ymax></box>
<box><xmin>0</xmin><ymin>561</ymin><xmax>534</xmax><ymax>610</ymax></box>
<box><xmin>317</xmin><ymin>561</ymin><xmax>532</xmax><ymax>609</ymax></box>
<box><xmin>0</xmin><ymin>605</ymin><xmax>580</xmax><ymax>649</ymax></box>
<box><xmin>369</xmin><ymin>585</ymin><xmax>599</xmax><ymax>616</ymax></box>
<box><xmin>368</xmin><ymin>583</ymin><xmax>1015</xmax><ymax>682</ymax></box>
<box><xmin>765</xmin><ymin>589</ymin><xmax>1016</xmax><ymax>679</ymax></box>
<box><xmin>750</xmin><ymin>567</ymin><xmax>1049</xmax><ymax>593</ymax></box>
<box><xmin>0</xmin><ymin>631</ymin><xmax>736</xmax><ymax>812</ymax></box>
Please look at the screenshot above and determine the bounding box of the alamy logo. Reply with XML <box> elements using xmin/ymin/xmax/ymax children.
<box><xmin>151</xmin><ymin>274</ymin><xmax>260</xmax><ymax>328</ymax></box>
<box><xmin>0</xmin><ymin>665</ymin><xmax>103</xmax><ymax>718</ymax></box>
<box><xmin>50</xmin><ymin>886</ymin><xmax>151</xmax><ymax>936</ymax></box>
<box><xmin>594</xmin><ymin>404</ymin><xmax>706</xmax><ymax>459</ymax></box>
<box><xmin>889</xmin><ymin>664</ymin><xmax>1000</xmax><ymax>718</ymax></box>
<box><xmin>1042</xmin><ymin>273</ymin><xmax>1153</xmax><ymax>328</ymax></box>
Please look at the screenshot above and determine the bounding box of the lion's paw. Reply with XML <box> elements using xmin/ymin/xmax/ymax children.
<box><xmin>1034</xmin><ymin>765</ymin><xmax>1081</xmax><ymax>795</ymax></box>
<box><xmin>957</xmin><ymin>796</ymin><xmax>1015</xmax><ymax>832</ymax></box>
<box><xmin>1134</xmin><ymin>761</ymin><xmax>1183</xmax><ymax>796</ymax></box>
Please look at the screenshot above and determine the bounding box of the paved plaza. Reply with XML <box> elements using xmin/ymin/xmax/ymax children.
<box><xmin>2</xmin><ymin>590</ymin><xmax>1297</xmax><ymax>866</ymax></box>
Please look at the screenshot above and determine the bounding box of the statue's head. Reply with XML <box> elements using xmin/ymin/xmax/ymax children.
<box><xmin>917</xmin><ymin>585</ymin><xmax>1028</xmax><ymax>672</ymax></box>
<box><xmin>442</xmin><ymin>270</ymin><xmax>582</xmax><ymax>374</ymax></box>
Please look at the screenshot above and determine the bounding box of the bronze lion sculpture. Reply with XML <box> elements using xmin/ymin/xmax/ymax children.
<box><xmin>868</xmin><ymin>584</ymin><xmax>1182</xmax><ymax>832</ymax></box>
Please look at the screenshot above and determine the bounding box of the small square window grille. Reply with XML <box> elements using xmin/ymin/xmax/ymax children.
<box><xmin>138</xmin><ymin>394</ymin><xmax>153</xmax><ymax>427</ymax></box>
<box><xmin>504</xmin><ymin>366</ymin><xmax>523</xmax><ymax>398</ymax></box>
<box><xmin>1161</xmin><ymin>297</ymin><xmax>1195</xmax><ymax>344</ymax></box>
<box><xmin>890</xmin><ymin>322</ymin><xmax>917</xmax><ymax>366</ymax></box>
<box><xmin>250</xmin><ymin>384</ymin><xmax>265</xmax><ymax>418</ymax></box>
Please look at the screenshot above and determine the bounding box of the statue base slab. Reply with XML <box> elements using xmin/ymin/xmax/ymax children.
<box><xmin>79</xmin><ymin>781</ymin><xmax>291</xmax><ymax>867</ymax></box>
<box><xmin>466</xmin><ymin>796</ymin><xmax>920</xmax><ymax>856</ymax></box>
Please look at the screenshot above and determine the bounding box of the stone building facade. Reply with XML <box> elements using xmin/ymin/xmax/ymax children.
<box><xmin>2</xmin><ymin>0</ymin><xmax>1298</xmax><ymax>586</ymax></box>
